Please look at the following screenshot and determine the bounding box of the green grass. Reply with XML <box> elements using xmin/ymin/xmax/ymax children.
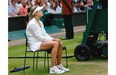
<box><xmin>8</xmin><ymin>33</ymin><xmax>108</xmax><ymax>75</ymax></box>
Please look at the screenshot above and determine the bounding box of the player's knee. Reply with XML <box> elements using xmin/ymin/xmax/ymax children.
<box><xmin>59</xmin><ymin>41</ymin><xmax>63</xmax><ymax>46</ymax></box>
<box><xmin>53</xmin><ymin>41</ymin><xmax>59</xmax><ymax>47</ymax></box>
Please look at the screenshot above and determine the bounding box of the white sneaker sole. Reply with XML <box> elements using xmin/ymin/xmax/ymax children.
<box><xmin>50</xmin><ymin>70</ymin><xmax>65</xmax><ymax>74</ymax></box>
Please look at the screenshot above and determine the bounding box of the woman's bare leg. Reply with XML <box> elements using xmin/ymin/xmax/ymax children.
<box><xmin>57</xmin><ymin>41</ymin><xmax>63</xmax><ymax>65</ymax></box>
<box><xmin>40</xmin><ymin>41</ymin><xmax>59</xmax><ymax>67</ymax></box>
<box><xmin>52</xmin><ymin>40</ymin><xmax>63</xmax><ymax>65</ymax></box>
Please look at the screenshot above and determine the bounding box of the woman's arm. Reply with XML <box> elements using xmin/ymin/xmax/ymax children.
<box><xmin>29</xmin><ymin>22</ymin><xmax>53</xmax><ymax>41</ymax></box>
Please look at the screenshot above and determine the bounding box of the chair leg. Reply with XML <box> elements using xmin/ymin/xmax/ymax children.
<box><xmin>65</xmin><ymin>49</ymin><xmax>68</xmax><ymax>67</ymax></box>
<box><xmin>23</xmin><ymin>51</ymin><xmax>27</xmax><ymax>73</ymax></box>
<box><xmin>47</xmin><ymin>52</ymin><xmax>49</xmax><ymax>73</ymax></box>
<box><xmin>44</xmin><ymin>51</ymin><xmax>47</xmax><ymax>67</ymax></box>
<box><xmin>36</xmin><ymin>51</ymin><xmax>39</xmax><ymax>70</ymax></box>
<box><xmin>33</xmin><ymin>52</ymin><xmax>35</xmax><ymax>71</ymax></box>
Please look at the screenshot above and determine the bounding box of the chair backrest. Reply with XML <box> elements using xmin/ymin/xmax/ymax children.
<box><xmin>24</xmin><ymin>33</ymin><xmax>28</xmax><ymax>51</ymax></box>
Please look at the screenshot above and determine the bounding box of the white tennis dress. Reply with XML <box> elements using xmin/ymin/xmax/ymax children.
<box><xmin>26</xmin><ymin>18</ymin><xmax>54</xmax><ymax>52</ymax></box>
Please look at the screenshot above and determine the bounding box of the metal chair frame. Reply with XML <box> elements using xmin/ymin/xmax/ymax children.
<box><xmin>23</xmin><ymin>33</ymin><xmax>68</xmax><ymax>73</ymax></box>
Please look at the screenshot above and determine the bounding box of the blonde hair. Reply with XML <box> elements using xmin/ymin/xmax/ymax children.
<box><xmin>29</xmin><ymin>5</ymin><xmax>38</xmax><ymax>21</ymax></box>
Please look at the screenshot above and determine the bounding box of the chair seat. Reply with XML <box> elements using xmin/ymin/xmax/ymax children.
<box><xmin>27</xmin><ymin>46</ymin><xmax>67</xmax><ymax>54</ymax></box>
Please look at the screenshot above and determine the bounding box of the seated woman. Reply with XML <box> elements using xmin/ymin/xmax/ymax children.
<box><xmin>26</xmin><ymin>6</ymin><xmax>70</xmax><ymax>74</ymax></box>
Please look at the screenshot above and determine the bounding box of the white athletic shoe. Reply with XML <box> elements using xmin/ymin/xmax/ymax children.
<box><xmin>57</xmin><ymin>64</ymin><xmax>70</xmax><ymax>72</ymax></box>
<box><xmin>49</xmin><ymin>66</ymin><xmax>65</xmax><ymax>74</ymax></box>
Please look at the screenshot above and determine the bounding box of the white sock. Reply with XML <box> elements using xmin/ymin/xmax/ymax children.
<box><xmin>51</xmin><ymin>66</ymin><xmax>57</xmax><ymax>69</ymax></box>
<box><xmin>57</xmin><ymin>64</ymin><xmax>63</xmax><ymax>68</ymax></box>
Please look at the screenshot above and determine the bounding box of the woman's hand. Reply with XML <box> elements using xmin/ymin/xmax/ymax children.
<box><xmin>53</xmin><ymin>38</ymin><xmax>61</xmax><ymax>43</ymax></box>
<box><xmin>53</xmin><ymin>38</ymin><xmax>62</xmax><ymax>46</ymax></box>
